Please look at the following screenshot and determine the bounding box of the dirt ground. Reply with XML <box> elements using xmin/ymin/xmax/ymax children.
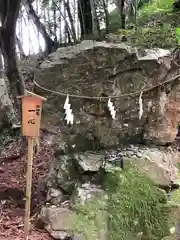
<box><xmin>0</xmin><ymin>129</ymin><xmax>54</xmax><ymax>240</ymax></box>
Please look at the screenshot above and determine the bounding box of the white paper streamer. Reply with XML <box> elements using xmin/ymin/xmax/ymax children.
<box><xmin>64</xmin><ymin>95</ymin><xmax>74</xmax><ymax>124</ymax></box>
<box><xmin>139</xmin><ymin>92</ymin><xmax>143</xmax><ymax>120</ymax></box>
<box><xmin>108</xmin><ymin>98</ymin><xmax>116</xmax><ymax>119</ymax></box>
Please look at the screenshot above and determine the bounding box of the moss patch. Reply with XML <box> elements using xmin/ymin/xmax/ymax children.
<box><xmin>69</xmin><ymin>164</ymin><xmax>171</xmax><ymax>240</ymax></box>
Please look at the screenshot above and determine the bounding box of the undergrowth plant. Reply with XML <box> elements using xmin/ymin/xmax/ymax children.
<box><xmin>139</xmin><ymin>0</ymin><xmax>174</xmax><ymax>18</ymax></box>
<box><xmin>118</xmin><ymin>23</ymin><xmax>176</xmax><ymax>48</ymax></box>
<box><xmin>70</xmin><ymin>164</ymin><xmax>170</xmax><ymax>240</ymax></box>
<box><xmin>176</xmin><ymin>27</ymin><xmax>180</xmax><ymax>45</ymax></box>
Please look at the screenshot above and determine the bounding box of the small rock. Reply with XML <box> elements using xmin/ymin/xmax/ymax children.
<box><xmin>72</xmin><ymin>183</ymin><xmax>103</xmax><ymax>205</ymax></box>
<box><xmin>46</xmin><ymin>188</ymin><xmax>64</xmax><ymax>205</ymax></box>
<box><xmin>40</xmin><ymin>206</ymin><xmax>73</xmax><ymax>239</ymax></box>
<box><xmin>45</xmin><ymin>228</ymin><xmax>71</xmax><ymax>240</ymax></box>
<box><xmin>73</xmin><ymin>152</ymin><xmax>103</xmax><ymax>172</ymax></box>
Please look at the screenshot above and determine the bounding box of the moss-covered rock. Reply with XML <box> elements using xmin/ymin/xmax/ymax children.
<box><xmin>68</xmin><ymin>164</ymin><xmax>174</xmax><ymax>240</ymax></box>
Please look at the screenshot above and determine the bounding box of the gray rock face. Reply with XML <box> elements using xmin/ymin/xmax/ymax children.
<box><xmin>34</xmin><ymin>41</ymin><xmax>180</xmax><ymax>149</ymax></box>
<box><xmin>46</xmin><ymin>151</ymin><xmax>105</xmax><ymax>206</ymax></box>
<box><xmin>106</xmin><ymin>145</ymin><xmax>180</xmax><ymax>187</ymax></box>
<box><xmin>40</xmin><ymin>206</ymin><xmax>73</xmax><ymax>239</ymax></box>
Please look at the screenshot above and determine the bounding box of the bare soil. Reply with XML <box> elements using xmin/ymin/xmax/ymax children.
<box><xmin>0</xmin><ymin>130</ymin><xmax>54</xmax><ymax>240</ymax></box>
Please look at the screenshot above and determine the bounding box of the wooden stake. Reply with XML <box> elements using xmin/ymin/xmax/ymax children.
<box><xmin>20</xmin><ymin>91</ymin><xmax>46</xmax><ymax>239</ymax></box>
<box><xmin>24</xmin><ymin>136</ymin><xmax>34</xmax><ymax>240</ymax></box>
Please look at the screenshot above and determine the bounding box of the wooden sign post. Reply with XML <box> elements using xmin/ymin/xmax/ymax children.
<box><xmin>21</xmin><ymin>91</ymin><xmax>46</xmax><ymax>240</ymax></box>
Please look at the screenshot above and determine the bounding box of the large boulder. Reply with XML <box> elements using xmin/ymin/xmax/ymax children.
<box><xmin>34</xmin><ymin>41</ymin><xmax>180</xmax><ymax>149</ymax></box>
<box><xmin>105</xmin><ymin>145</ymin><xmax>180</xmax><ymax>188</ymax></box>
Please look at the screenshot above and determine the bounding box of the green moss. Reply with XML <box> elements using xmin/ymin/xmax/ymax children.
<box><xmin>69</xmin><ymin>164</ymin><xmax>171</xmax><ymax>240</ymax></box>
<box><xmin>104</xmin><ymin>165</ymin><xmax>170</xmax><ymax>240</ymax></box>
<box><xmin>171</xmin><ymin>189</ymin><xmax>180</xmax><ymax>204</ymax></box>
<box><xmin>70</xmin><ymin>193</ymin><xmax>107</xmax><ymax>240</ymax></box>
<box><xmin>118</xmin><ymin>24</ymin><xmax>177</xmax><ymax>48</ymax></box>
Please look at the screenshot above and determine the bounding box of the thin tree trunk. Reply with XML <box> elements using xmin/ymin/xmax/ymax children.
<box><xmin>78</xmin><ymin>0</ymin><xmax>93</xmax><ymax>38</ymax></box>
<box><xmin>0</xmin><ymin>49</ymin><xmax>3</xmax><ymax>75</ymax></box>
<box><xmin>78</xmin><ymin>0</ymin><xmax>85</xmax><ymax>37</ymax></box>
<box><xmin>116</xmin><ymin>0</ymin><xmax>125</xmax><ymax>29</ymax></box>
<box><xmin>47</xmin><ymin>0</ymin><xmax>51</xmax><ymax>35</ymax></box>
<box><xmin>24</xmin><ymin>0</ymin><xmax>55</xmax><ymax>54</ymax></box>
<box><xmin>59</xmin><ymin>1</ymin><xmax>62</xmax><ymax>43</ymax></box>
<box><xmin>102</xmin><ymin>0</ymin><xmax>109</xmax><ymax>34</ymax></box>
<box><xmin>36</xmin><ymin>0</ymin><xmax>41</xmax><ymax>53</ymax></box>
<box><xmin>53</xmin><ymin>2</ymin><xmax>58</xmax><ymax>47</ymax></box>
<box><xmin>64</xmin><ymin>0</ymin><xmax>77</xmax><ymax>42</ymax></box>
<box><xmin>66</xmin><ymin>23</ymin><xmax>71</xmax><ymax>44</ymax></box>
<box><xmin>64</xmin><ymin>1</ymin><xmax>67</xmax><ymax>44</ymax></box>
<box><xmin>52</xmin><ymin>0</ymin><xmax>73</xmax><ymax>42</ymax></box>
<box><xmin>89</xmin><ymin>0</ymin><xmax>100</xmax><ymax>38</ymax></box>
<box><xmin>16</xmin><ymin>35</ymin><xmax>26</xmax><ymax>59</ymax></box>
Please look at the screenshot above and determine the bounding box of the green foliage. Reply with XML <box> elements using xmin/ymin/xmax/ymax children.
<box><xmin>176</xmin><ymin>27</ymin><xmax>180</xmax><ymax>45</ymax></box>
<box><xmin>171</xmin><ymin>189</ymin><xmax>180</xmax><ymax>204</ymax></box>
<box><xmin>108</xmin><ymin>8</ymin><xmax>121</xmax><ymax>33</ymax></box>
<box><xmin>70</xmin><ymin>164</ymin><xmax>171</xmax><ymax>240</ymax></box>
<box><xmin>139</xmin><ymin>0</ymin><xmax>175</xmax><ymax>18</ymax></box>
<box><xmin>118</xmin><ymin>24</ymin><xmax>177</xmax><ymax>48</ymax></box>
<box><xmin>108</xmin><ymin>0</ymin><xmax>179</xmax><ymax>48</ymax></box>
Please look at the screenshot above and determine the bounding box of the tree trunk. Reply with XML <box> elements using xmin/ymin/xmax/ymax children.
<box><xmin>52</xmin><ymin>2</ymin><xmax>57</xmax><ymax>47</ymax></box>
<box><xmin>24</xmin><ymin>0</ymin><xmax>55</xmax><ymax>55</ymax></box>
<box><xmin>65</xmin><ymin>23</ymin><xmax>71</xmax><ymax>44</ymax></box>
<box><xmin>78</xmin><ymin>0</ymin><xmax>93</xmax><ymax>38</ymax></box>
<box><xmin>116</xmin><ymin>0</ymin><xmax>125</xmax><ymax>29</ymax></box>
<box><xmin>0</xmin><ymin>49</ymin><xmax>3</xmax><ymax>75</ymax></box>
<box><xmin>16</xmin><ymin>35</ymin><xmax>26</xmax><ymax>59</ymax></box>
<box><xmin>64</xmin><ymin>0</ymin><xmax>77</xmax><ymax>42</ymax></box>
<box><xmin>102</xmin><ymin>0</ymin><xmax>109</xmax><ymax>34</ymax></box>
<box><xmin>0</xmin><ymin>0</ymin><xmax>25</xmax><ymax>111</ymax></box>
<box><xmin>89</xmin><ymin>0</ymin><xmax>100</xmax><ymax>38</ymax></box>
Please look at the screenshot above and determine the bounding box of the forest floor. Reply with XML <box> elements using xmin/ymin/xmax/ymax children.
<box><xmin>0</xmin><ymin>129</ymin><xmax>54</xmax><ymax>240</ymax></box>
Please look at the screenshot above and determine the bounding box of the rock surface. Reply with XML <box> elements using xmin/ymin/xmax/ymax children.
<box><xmin>34</xmin><ymin>41</ymin><xmax>180</xmax><ymax>149</ymax></box>
<box><xmin>40</xmin><ymin>145</ymin><xmax>180</xmax><ymax>239</ymax></box>
<box><xmin>105</xmin><ymin>145</ymin><xmax>180</xmax><ymax>187</ymax></box>
<box><xmin>46</xmin><ymin>145</ymin><xmax>180</xmax><ymax>204</ymax></box>
<box><xmin>40</xmin><ymin>206</ymin><xmax>73</xmax><ymax>239</ymax></box>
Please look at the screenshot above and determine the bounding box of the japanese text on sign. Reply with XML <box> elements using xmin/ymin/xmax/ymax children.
<box><xmin>22</xmin><ymin>96</ymin><xmax>43</xmax><ymax>137</ymax></box>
